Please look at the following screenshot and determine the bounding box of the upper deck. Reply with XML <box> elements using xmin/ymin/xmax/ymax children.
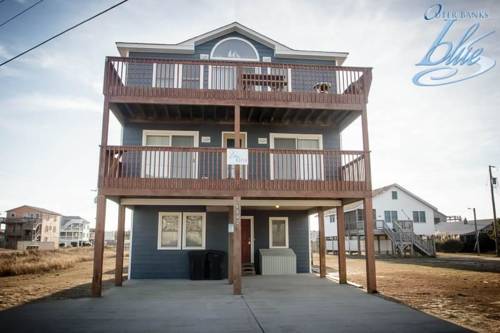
<box><xmin>103</xmin><ymin>57</ymin><xmax>372</xmax><ymax>111</ymax></box>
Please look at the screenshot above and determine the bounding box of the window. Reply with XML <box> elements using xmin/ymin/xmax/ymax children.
<box><xmin>391</xmin><ymin>191</ymin><xmax>398</xmax><ymax>200</ymax></box>
<box><xmin>412</xmin><ymin>211</ymin><xmax>426</xmax><ymax>223</ymax></box>
<box><xmin>157</xmin><ymin>212</ymin><xmax>206</xmax><ymax>250</ymax></box>
<box><xmin>182</xmin><ymin>213</ymin><xmax>206</xmax><ymax>249</ymax></box>
<box><xmin>269</xmin><ymin>217</ymin><xmax>289</xmax><ymax>248</ymax></box>
<box><xmin>328</xmin><ymin>215</ymin><xmax>336</xmax><ymax>224</ymax></box>
<box><xmin>384</xmin><ymin>210</ymin><xmax>398</xmax><ymax>222</ymax></box>
<box><xmin>154</xmin><ymin>63</ymin><xmax>178</xmax><ymax>88</ymax></box>
<box><xmin>211</xmin><ymin>37</ymin><xmax>259</xmax><ymax>61</ymax></box>
<box><xmin>270</xmin><ymin>133</ymin><xmax>323</xmax><ymax>180</ymax></box>
<box><xmin>142</xmin><ymin>130</ymin><xmax>199</xmax><ymax>179</ymax></box>
<box><xmin>9</xmin><ymin>212</ymin><xmax>15</xmax><ymax>217</ymax></box>
<box><xmin>157</xmin><ymin>213</ymin><xmax>182</xmax><ymax>250</ymax></box>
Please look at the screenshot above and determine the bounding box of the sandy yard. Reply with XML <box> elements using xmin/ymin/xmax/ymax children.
<box><xmin>313</xmin><ymin>253</ymin><xmax>500</xmax><ymax>333</ymax></box>
<box><xmin>1</xmin><ymin>248</ymin><xmax>499</xmax><ymax>332</ymax></box>
<box><xmin>0</xmin><ymin>247</ymin><xmax>127</xmax><ymax>311</ymax></box>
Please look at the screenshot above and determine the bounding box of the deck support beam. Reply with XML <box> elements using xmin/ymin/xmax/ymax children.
<box><xmin>91</xmin><ymin>194</ymin><xmax>107</xmax><ymax>297</ymax></box>
<box><xmin>232</xmin><ymin>196</ymin><xmax>242</xmax><ymax>295</ymax></box>
<box><xmin>228</xmin><ymin>208</ymin><xmax>234</xmax><ymax>284</ymax></box>
<box><xmin>336</xmin><ymin>204</ymin><xmax>347</xmax><ymax>284</ymax></box>
<box><xmin>318</xmin><ymin>207</ymin><xmax>326</xmax><ymax>278</ymax></box>
<box><xmin>232</xmin><ymin>104</ymin><xmax>242</xmax><ymax>295</ymax></box>
<box><xmin>115</xmin><ymin>204</ymin><xmax>126</xmax><ymax>286</ymax></box>
<box><xmin>361</xmin><ymin>103</ymin><xmax>377</xmax><ymax>293</ymax></box>
<box><xmin>92</xmin><ymin>90</ymin><xmax>111</xmax><ymax>297</ymax></box>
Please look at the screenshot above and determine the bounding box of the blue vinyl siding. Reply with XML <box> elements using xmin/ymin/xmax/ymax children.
<box><xmin>129</xmin><ymin>31</ymin><xmax>335</xmax><ymax>66</ymax></box>
<box><xmin>123</xmin><ymin>122</ymin><xmax>340</xmax><ymax>148</ymax></box>
<box><xmin>126</xmin><ymin>31</ymin><xmax>336</xmax><ymax>90</ymax></box>
<box><xmin>130</xmin><ymin>207</ymin><xmax>310</xmax><ymax>278</ymax></box>
<box><xmin>121</xmin><ymin>122</ymin><xmax>341</xmax><ymax>180</ymax></box>
<box><xmin>130</xmin><ymin>206</ymin><xmax>228</xmax><ymax>279</ymax></box>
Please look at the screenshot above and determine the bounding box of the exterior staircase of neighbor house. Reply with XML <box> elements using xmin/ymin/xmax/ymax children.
<box><xmin>382</xmin><ymin>220</ymin><xmax>435</xmax><ymax>257</ymax></box>
<box><xmin>31</xmin><ymin>219</ymin><xmax>43</xmax><ymax>242</ymax></box>
<box><xmin>242</xmin><ymin>263</ymin><xmax>256</xmax><ymax>276</ymax></box>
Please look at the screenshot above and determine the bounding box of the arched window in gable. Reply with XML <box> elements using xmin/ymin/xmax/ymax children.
<box><xmin>210</xmin><ymin>37</ymin><xmax>260</xmax><ymax>61</ymax></box>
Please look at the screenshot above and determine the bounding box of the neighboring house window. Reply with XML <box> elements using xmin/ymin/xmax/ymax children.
<box><xmin>269</xmin><ymin>217</ymin><xmax>289</xmax><ymax>248</ymax></box>
<box><xmin>384</xmin><ymin>211</ymin><xmax>398</xmax><ymax>222</ymax></box>
<box><xmin>328</xmin><ymin>215</ymin><xmax>336</xmax><ymax>223</ymax></box>
<box><xmin>157</xmin><ymin>213</ymin><xmax>182</xmax><ymax>250</ymax></box>
<box><xmin>9</xmin><ymin>212</ymin><xmax>15</xmax><ymax>217</ymax></box>
<box><xmin>412</xmin><ymin>211</ymin><xmax>426</xmax><ymax>223</ymax></box>
<box><xmin>182</xmin><ymin>213</ymin><xmax>206</xmax><ymax>249</ymax></box>
<box><xmin>392</xmin><ymin>191</ymin><xmax>398</xmax><ymax>200</ymax></box>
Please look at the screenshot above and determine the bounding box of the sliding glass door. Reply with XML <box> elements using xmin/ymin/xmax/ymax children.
<box><xmin>271</xmin><ymin>134</ymin><xmax>324</xmax><ymax>180</ymax></box>
<box><xmin>142</xmin><ymin>131</ymin><xmax>198</xmax><ymax>179</ymax></box>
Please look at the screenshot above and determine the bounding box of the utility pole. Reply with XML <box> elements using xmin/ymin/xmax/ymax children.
<box><xmin>489</xmin><ymin>165</ymin><xmax>499</xmax><ymax>257</ymax></box>
<box><xmin>469</xmin><ymin>208</ymin><xmax>480</xmax><ymax>255</ymax></box>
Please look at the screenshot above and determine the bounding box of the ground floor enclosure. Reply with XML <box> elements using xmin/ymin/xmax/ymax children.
<box><xmin>129</xmin><ymin>206</ymin><xmax>310</xmax><ymax>279</ymax></box>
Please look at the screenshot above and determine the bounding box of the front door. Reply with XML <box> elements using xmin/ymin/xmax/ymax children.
<box><xmin>241</xmin><ymin>218</ymin><xmax>252</xmax><ymax>263</ymax></box>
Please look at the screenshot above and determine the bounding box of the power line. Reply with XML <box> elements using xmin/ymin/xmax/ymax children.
<box><xmin>0</xmin><ymin>0</ymin><xmax>128</xmax><ymax>67</ymax></box>
<box><xmin>0</xmin><ymin>0</ymin><xmax>44</xmax><ymax>29</ymax></box>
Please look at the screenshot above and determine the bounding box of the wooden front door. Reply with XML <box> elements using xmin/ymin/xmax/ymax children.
<box><xmin>241</xmin><ymin>218</ymin><xmax>252</xmax><ymax>263</ymax></box>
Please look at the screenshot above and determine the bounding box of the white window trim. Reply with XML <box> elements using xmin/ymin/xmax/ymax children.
<box><xmin>151</xmin><ymin>63</ymin><xmax>180</xmax><ymax>88</ymax></box>
<box><xmin>142</xmin><ymin>130</ymin><xmax>200</xmax><ymax>147</ymax></box>
<box><xmin>210</xmin><ymin>37</ymin><xmax>260</xmax><ymax>61</ymax></box>
<box><xmin>221</xmin><ymin>131</ymin><xmax>248</xmax><ymax>179</ymax></box>
<box><xmin>269</xmin><ymin>133</ymin><xmax>324</xmax><ymax>149</ymax></box>
<box><xmin>269</xmin><ymin>217</ymin><xmax>289</xmax><ymax>248</ymax></box>
<box><xmin>157</xmin><ymin>212</ymin><xmax>182</xmax><ymax>250</ymax></box>
<box><xmin>269</xmin><ymin>133</ymin><xmax>324</xmax><ymax>181</ymax></box>
<box><xmin>141</xmin><ymin>130</ymin><xmax>200</xmax><ymax>179</ymax></box>
<box><xmin>182</xmin><ymin>212</ymin><xmax>206</xmax><ymax>250</ymax></box>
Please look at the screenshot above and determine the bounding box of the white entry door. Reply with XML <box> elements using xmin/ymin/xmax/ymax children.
<box><xmin>142</xmin><ymin>130</ymin><xmax>199</xmax><ymax>179</ymax></box>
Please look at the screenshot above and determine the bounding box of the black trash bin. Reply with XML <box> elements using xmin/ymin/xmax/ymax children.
<box><xmin>188</xmin><ymin>250</ymin><xmax>207</xmax><ymax>280</ymax></box>
<box><xmin>206</xmin><ymin>250</ymin><xmax>226</xmax><ymax>280</ymax></box>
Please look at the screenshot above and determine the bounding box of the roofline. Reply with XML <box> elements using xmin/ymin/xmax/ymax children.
<box><xmin>115</xmin><ymin>22</ymin><xmax>349</xmax><ymax>64</ymax></box>
<box><xmin>5</xmin><ymin>205</ymin><xmax>62</xmax><ymax>216</ymax></box>
<box><xmin>373</xmin><ymin>184</ymin><xmax>439</xmax><ymax>211</ymax></box>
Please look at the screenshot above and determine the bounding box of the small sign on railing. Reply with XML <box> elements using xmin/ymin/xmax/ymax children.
<box><xmin>227</xmin><ymin>148</ymin><xmax>248</xmax><ymax>165</ymax></box>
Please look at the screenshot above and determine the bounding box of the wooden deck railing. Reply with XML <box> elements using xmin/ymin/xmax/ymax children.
<box><xmin>98</xmin><ymin>146</ymin><xmax>369</xmax><ymax>197</ymax></box>
<box><xmin>103</xmin><ymin>57</ymin><xmax>372</xmax><ymax>107</ymax></box>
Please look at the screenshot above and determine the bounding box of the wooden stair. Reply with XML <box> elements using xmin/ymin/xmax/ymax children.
<box><xmin>242</xmin><ymin>263</ymin><xmax>256</xmax><ymax>276</ymax></box>
<box><xmin>383</xmin><ymin>220</ymin><xmax>435</xmax><ymax>257</ymax></box>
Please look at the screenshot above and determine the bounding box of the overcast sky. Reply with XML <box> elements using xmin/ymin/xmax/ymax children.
<box><xmin>0</xmin><ymin>0</ymin><xmax>499</xmax><ymax>229</ymax></box>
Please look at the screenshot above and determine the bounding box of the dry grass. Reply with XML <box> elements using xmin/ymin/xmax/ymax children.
<box><xmin>0</xmin><ymin>247</ymin><xmax>124</xmax><ymax>310</ymax></box>
<box><xmin>0</xmin><ymin>247</ymin><xmax>112</xmax><ymax>277</ymax></box>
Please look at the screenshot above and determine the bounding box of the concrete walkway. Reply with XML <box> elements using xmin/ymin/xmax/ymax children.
<box><xmin>0</xmin><ymin>274</ymin><xmax>469</xmax><ymax>333</ymax></box>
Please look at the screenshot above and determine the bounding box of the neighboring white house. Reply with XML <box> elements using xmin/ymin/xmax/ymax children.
<box><xmin>59</xmin><ymin>216</ymin><xmax>91</xmax><ymax>247</ymax></box>
<box><xmin>317</xmin><ymin>184</ymin><xmax>444</xmax><ymax>256</ymax></box>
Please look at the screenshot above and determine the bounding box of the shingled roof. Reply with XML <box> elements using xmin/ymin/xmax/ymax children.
<box><xmin>6</xmin><ymin>205</ymin><xmax>61</xmax><ymax>216</ymax></box>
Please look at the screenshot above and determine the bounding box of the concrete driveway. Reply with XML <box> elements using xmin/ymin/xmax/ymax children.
<box><xmin>0</xmin><ymin>274</ymin><xmax>469</xmax><ymax>333</ymax></box>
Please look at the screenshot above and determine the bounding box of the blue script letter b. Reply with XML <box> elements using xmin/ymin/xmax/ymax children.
<box><xmin>417</xmin><ymin>20</ymin><xmax>456</xmax><ymax>66</ymax></box>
